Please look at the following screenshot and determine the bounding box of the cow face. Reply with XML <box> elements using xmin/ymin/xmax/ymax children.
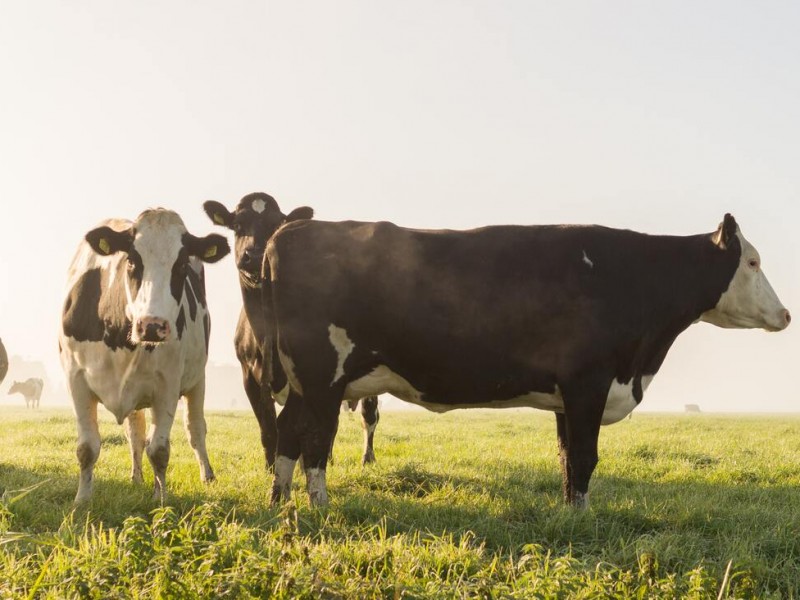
<box><xmin>8</xmin><ymin>381</ymin><xmax>21</xmax><ymax>394</ymax></box>
<box><xmin>203</xmin><ymin>192</ymin><xmax>313</xmax><ymax>286</ymax></box>
<box><xmin>85</xmin><ymin>209</ymin><xmax>230</xmax><ymax>344</ymax></box>
<box><xmin>701</xmin><ymin>214</ymin><xmax>791</xmax><ymax>332</ymax></box>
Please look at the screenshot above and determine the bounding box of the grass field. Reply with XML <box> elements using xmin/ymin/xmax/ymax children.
<box><xmin>1</xmin><ymin>407</ymin><xmax>799</xmax><ymax>598</ymax></box>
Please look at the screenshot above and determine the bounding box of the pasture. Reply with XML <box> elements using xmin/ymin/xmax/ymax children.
<box><xmin>1</xmin><ymin>407</ymin><xmax>799</xmax><ymax>598</ymax></box>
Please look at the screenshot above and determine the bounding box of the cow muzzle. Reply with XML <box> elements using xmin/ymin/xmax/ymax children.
<box><xmin>136</xmin><ymin>317</ymin><xmax>171</xmax><ymax>343</ymax></box>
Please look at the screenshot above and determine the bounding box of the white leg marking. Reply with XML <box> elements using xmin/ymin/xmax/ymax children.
<box><xmin>582</xmin><ymin>250</ymin><xmax>594</xmax><ymax>268</ymax></box>
<box><xmin>183</xmin><ymin>382</ymin><xmax>215</xmax><ymax>483</ymax></box>
<box><xmin>305</xmin><ymin>467</ymin><xmax>329</xmax><ymax>507</ymax></box>
<box><xmin>124</xmin><ymin>410</ymin><xmax>147</xmax><ymax>483</ymax></box>
<box><xmin>273</xmin><ymin>455</ymin><xmax>297</xmax><ymax>501</ymax></box>
<box><xmin>328</xmin><ymin>325</ymin><xmax>355</xmax><ymax>385</ymax></box>
<box><xmin>573</xmin><ymin>491</ymin><xmax>590</xmax><ymax>509</ymax></box>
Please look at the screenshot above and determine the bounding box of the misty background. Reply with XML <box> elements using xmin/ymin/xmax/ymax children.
<box><xmin>0</xmin><ymin>1</ymin><xmax>797</xmax><ymax>412</ymax></box>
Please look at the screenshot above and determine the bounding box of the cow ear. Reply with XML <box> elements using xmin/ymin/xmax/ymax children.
<box><xmin>713</xmin><ymin>213</ymin><xmax>739</xmax><ymax>249</ymax></box>
<box><xmin>85</xmin><ymin>226</ymin><xmax>133</xmax><ymax>256</ymax></box>
<box><xmin>203</xmin><ymin>201</ymin><xmax>234</xmax><ymax>229</ymax></box>
<box><xmin>285</xmin><ymin>206</ymin><xmax>314</xmax><ymax>223</ymax></box>
<box><xmin>185</xmin><ymin>233</ymin><xmax>231</xmax><ymax>263</ymax></box>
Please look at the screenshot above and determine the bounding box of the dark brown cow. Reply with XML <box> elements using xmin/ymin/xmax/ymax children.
<box><xmin>263</xmin><ymin>214</ymin><xmax>790</xmax><ymax>507</ymax></box>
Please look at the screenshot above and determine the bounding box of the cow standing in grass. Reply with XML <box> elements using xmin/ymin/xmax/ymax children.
<box><xmin>203</xmin><ymin>192</ymin><xmax>381</xmax><ymax>468</ymax></box>
<box><xmin>59</xmin><ymin>208</ymin><xmax>229</xmax><ymax>504</ymax></box>
<box><xmin>264</xmin><ymin>214</ymin><xmax>790</xmax><ymax>507</ymax></box>
<box><xmin>9</xmin><ymin>378</ymin><xmax>43</xmax><ymax>409</ymax></box>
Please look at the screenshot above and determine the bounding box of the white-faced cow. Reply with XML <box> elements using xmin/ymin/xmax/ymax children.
<box><xmin>263</xmin><ymin>214</ymin><xmax>790</xmax><ymax>507</ymax></box>
<box><xmin>9</xmin><ymin>378</ymin><xmax>43</xmax><ymax>409</ymax></box>
<box><xmin>0</xmin><ymin>338</ymin><xmax>7</xmax><ymax>386</ymax></box>
<box><xmin>59</xmin><ymin>208</ymin><xmax>230</xmax><ymax>504</ymax></box>
<box><xmin>203</xmin><ymin>192</ymin><xmax>381</xmax><ymax>468</ymax></box>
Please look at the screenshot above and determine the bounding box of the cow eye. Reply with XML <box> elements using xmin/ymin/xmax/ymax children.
<box><xmin>748</xmin><ymin>259</ymin><xmax>759</xmax><ymax>269</ymax></box>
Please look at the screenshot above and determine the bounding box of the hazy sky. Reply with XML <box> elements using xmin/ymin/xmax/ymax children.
<box><xmin>1</xmin><ymin>1</ymin><xmax>797</xmax><ymax>411</ymax></box>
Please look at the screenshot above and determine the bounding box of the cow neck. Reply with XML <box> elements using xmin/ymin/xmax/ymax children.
<box><xmin>240</xmin><ymin>273</ymin><xmax>269</xmax><ymax>339</ymax></box>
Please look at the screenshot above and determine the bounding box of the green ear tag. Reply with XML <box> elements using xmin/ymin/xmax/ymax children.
<box><xmin>213</xmin><ymin>214</ymin><xmax>226</xmax><ymax>225</ymax></box>
<box><xmin>99</xmin><ymin>238</ymin><xmax>111</xmax><ymax>254</ymax></box>
<box><xmin>204</xmin><ymin>245</ymin><xmax>218</xmax><ymax>259</ymax></box>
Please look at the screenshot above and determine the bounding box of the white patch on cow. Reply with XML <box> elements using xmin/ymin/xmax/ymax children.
<box><xmin>573</xmin><ymin>491</ymin><xmax>590</xmax><ymax>509</ymax></box>
<box><xmin>273</xmin><ymin>455</ymin><xmax>296</xmax><ymax>500</ymax></box>
<box><xmin>582</xmin><ymin>250</ymin><xmax>594</xmax><ymax>268</ymax></box>
<box><xmin>700</xmin><ymin>231</ymin><xmax>789</xmax><ymax>332</ymax></box>
<box><xmin>328</xmin><ymin>325</ymin><xmax>355</xmax><ymax>385</ymax></box>
<box><xmin>251</xmin><ymin>199</ymin><xmax>267</xmax><ymax>214</ymax></box>
<box><xmin>278</xmin><ymin>343</ymin><xmax>303</xmax><ymax>395</ymax></box>
<box><xmin>305</xmin><ymin>467</ymin><xmax>328</xmax><ymax>506</ymax></box>
<box><xmin>273</xmin><ymin>382</ymin><xmax>290</xmax><ymax>406</ymax></box>
<box><xmin>602</xmin><ymin>375</ymin><xmax>653</xmax><ymax>425</ymax></box>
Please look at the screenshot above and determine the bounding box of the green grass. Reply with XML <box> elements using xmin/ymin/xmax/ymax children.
<box><xmin>1</xmin><ymin>407</ymin><xmax>799</xmax><ymax>598</ymax></box>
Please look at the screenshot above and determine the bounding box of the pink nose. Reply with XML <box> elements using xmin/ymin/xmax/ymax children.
<box><xmin>136</xmin><ymin>317</ymin><xmax>170</xmax><ymax>342</ymax></box>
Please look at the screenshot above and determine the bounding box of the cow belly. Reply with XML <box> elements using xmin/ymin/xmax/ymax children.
<box><xmin>601</xmin><ymin>375</ymin><xmax>654</xmax><ymax>425</ymax></box>
<box><xmin>344</xmin><ymin>365</ymin><xmax>566</xmax><ymax>414</ymax></box>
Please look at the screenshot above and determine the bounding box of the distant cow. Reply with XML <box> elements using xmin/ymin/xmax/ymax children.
<box><xmin>203</xmin><ymin>193</ymin><xmax>380</xmax><ymax>468</ymax></box>
<box><xmin>684</xmin><ymin>404</ymin><xmax>701</xmax><ymax>413</ymax></box>
<box><xmin>264</xmin><ymin>214</ymin><xmax>790</xmax><ymax>507</ymax></box>
<box><xmin>9</xmin><ymin>378</ymin><xmax>43</xmax><ymax>408</ymax></box>
<box><xmin>59</xmin><ymin>208</ymin><xmax>229</xmax><ymax>504</ymax></box>
<box><xmin>0</xmin><ymin>338</ymin><xmax>7</xmax><ymax>386</ymax></box>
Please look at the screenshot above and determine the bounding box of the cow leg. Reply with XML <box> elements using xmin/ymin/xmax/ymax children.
<box><xmin>327</xmin><ymin>413</ymin><xmax>340</xmax><ymax>466</ymax></box>
<box><xmin>555</xmin><ymin>413</ymin><xmax>572</xmax><ymax>504</ymax></box>
<box><xmin>183</xmin><ymin>380</ymin><xmax>215</xmax><ymax>484</ymax></box>
<box><xmin>561</xmin><ymin>381</ymin><xmax>607</xmax><ymax>509</ymax></box>
<box><xmin>242</xmin><ymin>364</ymin><xmax>277</xmax><ymax>470</ymax></box>
<box><xmin>300</xmin><ymin>390</ymin><xmax>342</xmax><ymax>508</ymax></box>
<box><xmin>271</xmin><ymin>390</ymin><xmax>303</xmax><ymax>504</ymax></box>
<box><xmin>360</xmin><ymin>396</ymin><xmax>380</xmax><ymax>465</ymax></box>
<box><xmin>124</xmin><ymin>409</ymin><xmax>146</xmax><ymax>483</ymax></box>
<box><xmin>146</xmin><ymin>393</ymin><xmax>179</xmax><ymax>503</ymax></box>
<box><xmin>70</xmin><ymin>374</ymin><xmax>100</xmax><ymax>505</ymax></box>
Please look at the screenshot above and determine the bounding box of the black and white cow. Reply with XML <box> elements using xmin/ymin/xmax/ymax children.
<box><xmin>203</xmin><ymin>192</ymin><xmax>381</xmax><ymax>468</ymax></box>
<box><xmin>9</xmin><ymin>378</ymin><xmax>43</xmax><ymax>408</ymax></box>
<box><xmin>263</xmin><ymin>214</ymin><xmax>790</xmax><ymax>507</ymax></box>
<box><xmin>0</xmin><ymin>338</ymin><xmax>7</xmax><ymax>386</ymax></box>
<box><xmin>59</xmin><ymin>208</ymin><xmax>230</xmax><ymax>504</ymax></box>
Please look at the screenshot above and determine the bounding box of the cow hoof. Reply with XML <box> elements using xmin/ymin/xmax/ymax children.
<box><xmin>571</xmin><ymin>492</ymin><xmax>590</xmax><ymax>510</ymax></box>
<box><xmin>361</xmin><ymin>453</ymin><xmax>375</xmax><ymax>466</ymax></box>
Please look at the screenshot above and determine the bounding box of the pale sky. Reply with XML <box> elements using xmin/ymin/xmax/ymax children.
<box><xmin>0</xmin><ymin>1</ymin><xmax>797</xmax><ymax>411</ymax></box>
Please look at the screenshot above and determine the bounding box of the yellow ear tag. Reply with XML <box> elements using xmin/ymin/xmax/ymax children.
<box><xmin>204</xmin><ymin>245</ymin><xmax>218</xmax><ymax>259</ymax></box>
<box><xmin>213</xmin><ymin>214</ymin><xmax>226</xmax><ymax>225</ymax></box>
<box><xmin>99</xmin><ymin>238</ymin><xmax>111</xmax><ymax>254</ymax></box>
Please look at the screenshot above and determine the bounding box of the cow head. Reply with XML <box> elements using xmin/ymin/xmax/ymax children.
<box><xmin>85</xmin><ymin>208</ymin><xmax>230</xmax><ymax>344</ymax></box>
<box><xmin>701</xmin><ymin>213</ymin><xmax>791</xmax><ymax>332</ymax></box>
<box><xmin>8</xmin><ymin>381</ymin><xmax>21</xmax><ymax>394</ymax></box>
<box><xmin>203</xmin><ymin>192</ymin><xmax>313</xmax><ymax>287</ymax></box>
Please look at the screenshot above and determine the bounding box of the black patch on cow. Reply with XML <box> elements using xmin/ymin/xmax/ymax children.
<box><xmin>176</xmin><ymin>306</ymin><xmax>186</xmax><ymax>340</ymax></box>
<box><xmin>203</xmin><ymin>313</ymin><xmax>210</xmax><ymax>354</ymax></box>
<box><xmin>170</xmin><ymin>248</ymin><xmax>190</xmax><ymax>304</ymax></box>
<box><xmin>186</xmin><ymin>266</ymin><xmax>207</xmax><ymax>310</ymax></box>
<box><xmin>62</xmin><ymin>265</ymin><xmax>136</xmax><ymax>351</ymax></box>
<box><xmin>184</xmin><ymin>280</ymin><xmax>197</xmax><ymax>321</ymax></box>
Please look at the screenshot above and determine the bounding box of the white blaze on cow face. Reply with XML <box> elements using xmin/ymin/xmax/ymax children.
<box><xmin>127</xmin><ymin>212</ymin><xmax>188</xmax><ymax>344</ymax></box>
<box><xmin>701</xmin><ymin>230</ymin><xmax>791</xmax><ymax>332</ymax></box>
<box><xmin>328</xmin><ymin>325</ymin><xmax>355</xmax><ymax>385</ymax></box>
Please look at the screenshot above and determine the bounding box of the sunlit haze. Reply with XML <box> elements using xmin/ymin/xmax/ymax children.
<box><xmin>0</xmin><ymin>1</ymin><xmax>797</xmax><ymax>412</ymax></box>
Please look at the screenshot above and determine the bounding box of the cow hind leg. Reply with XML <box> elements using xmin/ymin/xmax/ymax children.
<box><xmin>183</xmin><ymin>381</ymin><xmax>215</xmax><ymax>484</ymax></box>
<box><xmin>271</xmin><ymin>390</ymin><xmax>303</xmax><ymax>504</ymax></box>
<box><xmin>360</xmin><ymin>396</ymin><xmax>379</xmax><ymax>465</ymax></box>
<box><xmin>124</xmin><ymin>410</ymin><xmax>146</xmax><ymax>483</ymax></box>
<box><xmin>300</xmin><ymin>389</ymin><xmax>343</xmax><ymax>508</ymax></box>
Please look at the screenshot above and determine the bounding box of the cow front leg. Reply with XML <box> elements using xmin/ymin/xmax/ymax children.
<box><xmin>242</xmin><ymin>362</ymin><xmax>277</xmax><ymax>470</ymax></box>
<box><xmin>124</xmin><ymin>410</ymin><xmax>146</xmax><ymax>483</ymax></box>
<box><xmin>555</xmin><ymin>412</ymin><xmax>571</xmax><ymax>504</ymax></box>
<box><xmin>360</xmin><ymin>396</ymin><xmax>380</xmax><ymax>465</ymax></box>
<box><xmin>183</xmin><ymin>380</ymin><xmax>215</xmax><ymax>484</ymax></box>
<box><xmin>271</xmin><ymin>390</ymin><xmax>302</xmax><ymax>504</ymax></box>
<box><xmin>146</xmin><ymin>394</ymin><xmax>179</xmax><ymax>503</ymax></box>
<box><xmin>561</xmin><ymin>379</ymin><xmax>607</xmax><ymax>509</ymax></box>
<box><xmin>70</xmin><ymin>375</ymin><xmax>100</xmax><ymax>505</ymax></box>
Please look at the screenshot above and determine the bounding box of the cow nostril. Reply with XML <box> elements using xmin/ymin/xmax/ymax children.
<box><xmin>785</xmin><ymin>311</ymin><xmax>792</xmax><ymax>325</ymax></box>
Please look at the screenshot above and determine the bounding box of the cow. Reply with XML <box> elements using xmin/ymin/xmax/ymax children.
<box><xmin>0</xmin><ymin>338</ymin><xmax>7</xmax><ymax>386</ymax></box>
<box><xmin>59</xmin><ymin>208</ymin><xmax>230</xmax><ymax>504</ymax></box>
<box><xmin>263</xmin><ymin>213</ymin><xmax>790</xmax><ymax>508</ymax></box>
<box><xmin>202</xmin><ymin>192</ymin><xmax>381</xmax><ymax>468</ymax></box>
<box><xmin>9</xmin><ymin>378</ymin><xmax>43</xmax><ymax>408</ymax></box>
